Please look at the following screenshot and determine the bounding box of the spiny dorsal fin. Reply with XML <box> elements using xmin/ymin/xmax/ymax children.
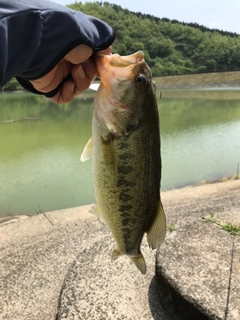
<box><xmin>80</xmin><ymin>137</ymin><xmax>93</xmax><ymax>162</ymax></box>
<box><xmin>147</xmin><ymin>200</ymin><xmax>166</xmax><ymax>249</ymax></box>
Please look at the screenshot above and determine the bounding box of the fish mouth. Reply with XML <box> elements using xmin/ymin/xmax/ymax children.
<box><xmin>95</xmin><ymin>51</ymin><xmax>146</xmax><ymax>87</ymax></box>
<box><xmin>108</xmin><ymin>51</ymin><xmax>144</xmax><ymax>67</ymax></box>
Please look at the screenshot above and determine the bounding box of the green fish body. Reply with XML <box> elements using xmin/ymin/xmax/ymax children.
<box><xmin>81</xmin><ymin>51</ymin><xmax>166</xmax><ymax>274</ymax></box>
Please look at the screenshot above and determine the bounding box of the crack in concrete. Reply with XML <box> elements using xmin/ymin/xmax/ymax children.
<box><xmin>43</xmin><ymin>212</ymin><xmax>54</xmax><ymax>225</ymax></box>
<box><xmin>224</xmin><ymin>236</ymin><xmax>235</xmax><ymax>320</ymax></box>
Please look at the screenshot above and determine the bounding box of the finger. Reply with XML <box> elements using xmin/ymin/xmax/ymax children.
<box><xmin>50</xmin><ymin>79</ymin><xmax>75</xmax><ymax>104</ymax></box>
<box><xmin>82</xmin><ymin>57</ymin><xmax>98</xmax><ymax>80</ymax></box>
<box><xmin>54</xmin><ymin>57</ymin><xmax>98</xmax><ymax>101</ymax></box>
<box><xmin>30</xmin><ymin>61</ymin><xmax>72</xmax><ymax>93</ymax></box>
<box><xmin>97</xmin><ymin>47</ymin><xmax>112</xmax><ymax>56</ymax></box>
<box><xmin>64</xmin><ymin>44</ymin><xmax>93</xmax><ymax>64</ymax></box>
<box><xmin>31</xmin><ymin>44</ymin><xmax>93</xmax><ymax>98</ymax></box>
<box><xmin>71</xmin><ymin>58</ymin><xmax>97</xmax><ymax>96</ymax></box>
<box><xmin>31</xmin><ymin>44</ymin><xmax>110</xmax><ymax>102</ymax></box>
<box><xmin>93</xmin><ymin>47</ymin><xmax>112</xmax><ymax>77</ymax></box>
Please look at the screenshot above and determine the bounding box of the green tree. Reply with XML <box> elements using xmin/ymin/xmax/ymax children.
<box><xmin>67</xmin><ymin>3</ymin><xmax>240</xmax><ymax>76</ymax></box>
<box><xmin>206</xmin><ymin>59</ymin><xmax>217</xmax><ymax>71</ymax></box>
<box><xmin>2</xmin><ymin>78</ymin><xmax>22</xmax><ymax>92</ymax></box>
<box><xmin>116</xmin><ymin>43</ymin><xmax>127</xmax><ymax>55</ymax></box>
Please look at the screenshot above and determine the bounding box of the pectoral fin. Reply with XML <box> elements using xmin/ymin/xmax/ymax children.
<box><xmin>147</xmin><ymin>200</ymin><xmax>166</xmax><ymax>249</ymax></box>
<box><xmin>111</xmin><ymin>248</ymin><xmax>122</xmax><ymax>261</ymax></box>
<box><xmin>80</xmin><ymin>138</ymin><xmax>93</xmax><ymax>162</ymax></box>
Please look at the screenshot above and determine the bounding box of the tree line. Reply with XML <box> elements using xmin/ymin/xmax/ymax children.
<box><xmin>69</xmin><ymin>1</ymin><xmax>240</xmax><ymax>76</ymax></box>
<box><xmin>2</xmin><ymin>1</ymin><xmax>240</xmax><ymax>91</ymax></box>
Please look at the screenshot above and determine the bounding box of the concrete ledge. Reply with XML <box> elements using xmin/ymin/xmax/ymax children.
<box><xmin>0</xmin><ymin>180</ymin><xmax>239</xmax><ymax>320</ymax></box>
<box><xmin>57</xmin><ymin>236</ymin><xmax>168</xmax><ymax>320</ymax></box>
<box><xmin>156</xmin><ymin>179</ymin><xmax>240</xmax><ymax>320</ymax></box>
<box><xmin>0</xmin><ymin>205</ymin><xmax>106</xmax><ymax>320</ymax></box>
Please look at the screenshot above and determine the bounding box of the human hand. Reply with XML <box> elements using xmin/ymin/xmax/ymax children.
<box><xmin>29</xmin><ymin>44</ymin><xmax>111</xmax><ymax>104</ymax></box>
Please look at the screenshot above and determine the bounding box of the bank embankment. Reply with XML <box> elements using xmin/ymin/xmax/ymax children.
<box><xmin>155</xmin><ymin>70</ymin><xmax>240</xmax><ymax>89</ymax></box>
<box><xmin>0</xmin><ymin>179</ymin><xmax>239</xmax><ymax>319</ymax></box>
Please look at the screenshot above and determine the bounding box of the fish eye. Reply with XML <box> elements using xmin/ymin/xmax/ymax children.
<box><xmin>135</xmin><ymin>75</ymin><xmax>146</xmax><ymax>84</ymax></box>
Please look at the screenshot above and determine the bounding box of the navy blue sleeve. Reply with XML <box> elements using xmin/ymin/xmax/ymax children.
<box><xmin>0</xmin><ymin>0</ymin><xmax>115</xmax><ymax>91</ymax></box>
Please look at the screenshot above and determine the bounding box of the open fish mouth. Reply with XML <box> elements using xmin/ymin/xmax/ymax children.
<box><xmin>95</xmin><ymin>51</ymin><xmax>148</xmax><ymax>87</ymax></box>
<box><xmin>89</xmin><ymin>52</ymin><xmax>148</xmax><ymax>91</ymax></box>
<box><xmin>97</xmin><ymin>51</ymin><xmax>145</xmax><ymax>68</ymax></box>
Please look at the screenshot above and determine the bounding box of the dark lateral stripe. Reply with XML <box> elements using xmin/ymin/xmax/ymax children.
<box><xmin>117</xmin><ymin>179</ymin><xmax>135</xmax><ymax>187</ymax></box>
<box><xmin>118</xmin><ymin>165</ymin><xmax>133</xmax><ymax>174</ymax></box>
<box><xmin>119</xmin><ymin>204</ymin><xmax>133</xmax><ymax>211</ymax></box>
<box><xmin>118</xmin><ymin>152</ymin><xmax>134</xmax><ymax>160</ymax></box>
<box><xmin>119</xmin><ymin>192</ymin><xmax>133</xmax><ymax>202</ymax></box>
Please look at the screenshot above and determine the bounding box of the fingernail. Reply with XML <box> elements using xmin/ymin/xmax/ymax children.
<box><xmin>78</xmin><ymin>65</ymin><xmax>86</xmax><ymax>79</ymax></box>
<box><xmin>71</xmin><ymin>84</ymin><xmax>75</xmax><ymax>93</ymax></box>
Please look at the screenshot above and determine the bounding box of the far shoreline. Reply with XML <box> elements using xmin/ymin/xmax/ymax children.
<box><xmin>154</xmin><ymin>70</ymin><xmax>240</xmax><ymax>89</ymax></box>
<box><xmin>1</xmin><ymin>70</ymin><xmax>240</xmax><ymax>95</ymax></box>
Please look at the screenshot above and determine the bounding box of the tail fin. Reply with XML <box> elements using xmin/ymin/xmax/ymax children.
<box><xmin>112</xmin><ymin>249</ymin><xmax>147</xmax><ymax>275</ymax></box>
<box><xmin>130</xmin><ymin>253</ymin><xmax>147</xmax><ymax>275</ymax></box>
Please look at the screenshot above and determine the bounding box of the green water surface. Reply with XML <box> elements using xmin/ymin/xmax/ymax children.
<box><xmin>0</xmin><ymin>90</ymin><xmax>240</xmax><ymax>216</ymax></box>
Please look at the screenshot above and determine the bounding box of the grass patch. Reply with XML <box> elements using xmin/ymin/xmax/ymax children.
<box><xmin>221</xmin><ymin>223</ymin><xmax>240</xmax><ymax>235</ymax></box>
<box><xmin>167</xmin><ymin>223</ymin><xmax>176</xmax><ymax>232</ymax></box>
<box><xmin>203</xmin><ymin>213</ymin><xmax>240</xmax><ymax>235</ymax></box>
<box><xmin>35</xmin><ymin>205</ymin><xmax>44</xmax><ymax>215</ymax></box>
<box><xmin>203</xmin><ymin>213</ymin><xmax>216</xmax><ymax>223</ymax></box>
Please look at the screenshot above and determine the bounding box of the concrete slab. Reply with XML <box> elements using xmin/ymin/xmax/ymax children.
<box><xmin>227</xmin><ymin>237</ymin><xmax>240</xmax><ymax>320</ymax></box>
<box><xmin>0</xmin><ymin>215</ymin><xmax>30</xmax><ymax>226</ymax></box>
<box><xmin>0</xmin><ymin>206</ymin><xmax>108</xmax><ymax>320</ymax></box>
<box><xmin>57</xmin><ymin>236</ymin><xmax>168</xmax><ymax>320</ymax></box>
<box><xmin>45</xmin><ymin>205</ymin><xmax>93</xmax><ymax>225</ymax></box>
<box><xmin>156</xmin><ymin>179</ymin><xmax>240</xmax><ymax>320</ymax></box>
<box><xmin>0</xmin><ymin>179</ymin><xmax>239</xmax><ymax>320</ymax></box>
<box><xmin>156</xmin><ymin>221</ymin><xmax>232</xmax><ymax>319</ymax></box>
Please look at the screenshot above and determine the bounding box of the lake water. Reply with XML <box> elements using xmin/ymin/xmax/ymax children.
<box><xmin>0</xmin><ymin>89</ymin><xmax>240</xmax><ymax>217</ymax></box>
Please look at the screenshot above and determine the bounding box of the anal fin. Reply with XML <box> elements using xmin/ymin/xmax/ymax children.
<box><xmin>89</xmin><ymin>204</ymin><xmax>105</xmax><ymax>224</ymax></box>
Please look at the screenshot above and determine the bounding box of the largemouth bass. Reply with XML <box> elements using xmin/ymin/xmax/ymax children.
<box><xmin>81</xmin><ymin>51</ymin><xmax>166</xmax><ymax>274</ymax></box>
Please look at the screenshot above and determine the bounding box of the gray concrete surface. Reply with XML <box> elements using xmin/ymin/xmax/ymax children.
<box><xmin>156</xmin><ymin>179</ymin><xmax>240</xmax><ymax>320</ymax></box>
<box><xmin>0</xmin><ymin>206</ymin><xmax>108</xmax><ymax>320</ymax></box>
<box><xmin>0</xmin><ymin>180</ymin><xmax>239</xmax><ymax>320</ymax></box>
<box><xmin>57</xmin><ymin>235</ymin><xmax>168</xmax><ymax>320</ymax></box>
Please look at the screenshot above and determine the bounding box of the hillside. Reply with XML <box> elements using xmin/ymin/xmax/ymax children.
<box><xmin>68</xmin><ymin>2</ymin><xmax>240</xmax><ymax>76</ymax></box>
<box><xmin>2</xmin><ymin>1</ymin><xmax>240</xmax><ymax>92</ymax></box>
